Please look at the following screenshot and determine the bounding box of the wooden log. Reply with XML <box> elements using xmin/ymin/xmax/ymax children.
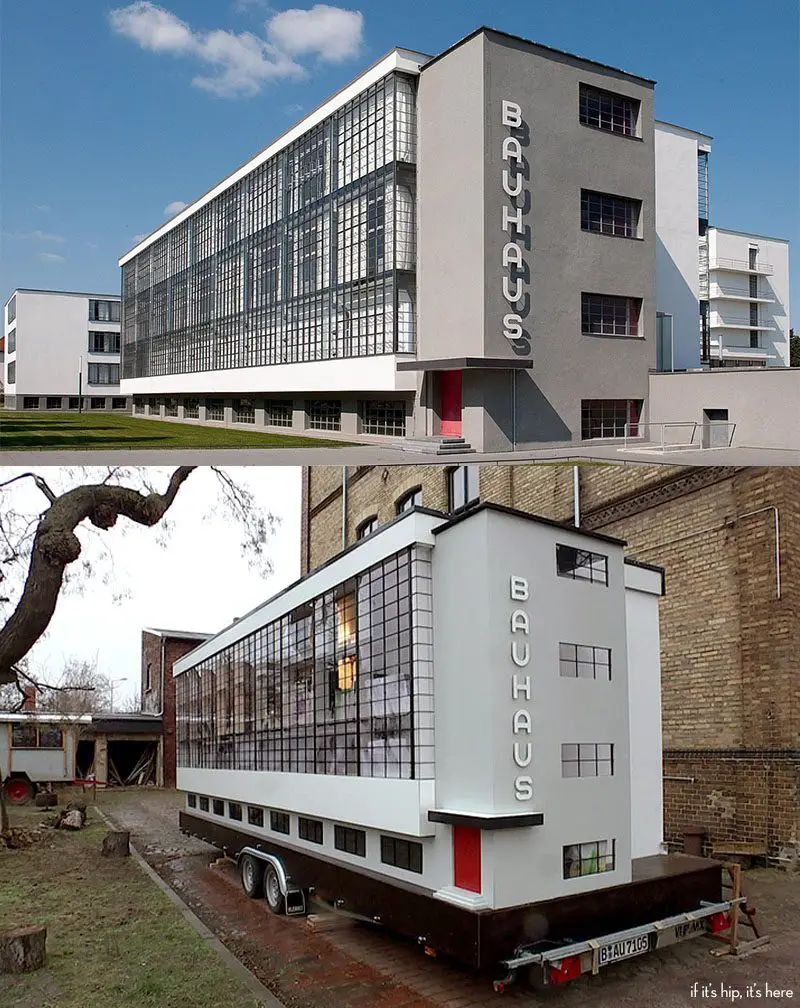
<box><xmin>0</xmin><ymin>925</ymin><xmax>47</xmax><ymax>973</ymax></box>
<box><xmin>34</xmin><ymin>793</ymin><xmax>58</xmax><ymax>808</ymax></box>
<box><xmin>58</xmin><ymin>809</ymin><xmax>84</xmax><ymax>831</ymax></box>
<box><xmin>101</xmin><ymin>830</ymin><xmax>130</xmax><ymax>857</ymax></box>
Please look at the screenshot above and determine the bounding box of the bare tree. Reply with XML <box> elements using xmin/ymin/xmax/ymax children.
<box><xmin>0</xmin><ymin>466</ymin><xmax>277</xmax><ymax>684</ymax></box>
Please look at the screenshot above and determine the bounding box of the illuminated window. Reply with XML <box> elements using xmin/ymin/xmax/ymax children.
<box><xmin>563</xmin><ymin>839</ymin><xmax>615</xmax><ymax>878</ymax></box>
<box><xmin>336</xmin><ymin>592</ymin><xmax>357</xmax><ymax>691</ymax></box>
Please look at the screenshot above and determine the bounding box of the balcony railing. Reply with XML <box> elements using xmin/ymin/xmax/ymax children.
<box><xmin>709</xmin><ymin>257</ymin><xmax>774</xmax><ymax>276</ymax></box>
<box><xmin>709</xmin><ymin>315</ymin><xmax>775</xmax><ymax>331</ymax></box>
<box><xmin>709</xmin><ymin>286</ymin><xmax>775</xmax><ymax>303</ymax></box>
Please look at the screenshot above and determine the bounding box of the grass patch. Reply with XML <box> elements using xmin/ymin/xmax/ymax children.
<box><xmin>0</xmin><ymin>806</ymin><xmax>263</xmax><ymax>1008</ymax></box>
<box><xmin>0</xmin><ymin>411</ymin><xmax>349</xmax><ymax>450</ymax></box>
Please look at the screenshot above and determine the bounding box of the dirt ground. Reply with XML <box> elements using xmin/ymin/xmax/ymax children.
<box><xmin>100</xmin><ymin>789</ymin><xmax>800</xmax><ymax>1008</ymax></box>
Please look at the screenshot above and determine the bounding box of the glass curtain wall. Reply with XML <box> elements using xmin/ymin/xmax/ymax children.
<box><xmin>123</xmin><ymin>73</ymin><xmax>416</xmax><ymax>379</ymax></box>
<box><xmin>176</xmin><ymin>548</ymin><xmax>420</xmax><ymax>779</ymax></box>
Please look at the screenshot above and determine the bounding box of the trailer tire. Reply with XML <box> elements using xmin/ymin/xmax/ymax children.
<box><xmin>3</xmin><ymin>776</ymin><xmax>35</xmax><ymax>805</ymax></box>
<box><xmin>264</xmin><ymin>865</ymin><xmax>286</xmax><ymax>915</ymax></box>
<box><xmin>240</xmin><ymin>854</ymin><xmax>264</xmax><ymax>899</ymax></box>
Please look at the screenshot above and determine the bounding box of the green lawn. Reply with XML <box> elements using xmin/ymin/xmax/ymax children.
<box><xmin>0</xmin><ymin>805</ymin><xmax>264</xmax><ymax>1008</ymax></box>
<box><xmin>0</xmin><ymin>411</ymin><xmax>350</xmax><ymax>450</ymax></box>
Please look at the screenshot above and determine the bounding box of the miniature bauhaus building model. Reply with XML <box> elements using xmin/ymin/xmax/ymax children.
<box><xmin>118</xmin><ymin>27</ymin><xmax>790</xmax><ymax>451</ymax></box>
<box><xmin>174</xmin><ymin>503</ymin><xmax>723</xmax><ymax>965</ymax></box>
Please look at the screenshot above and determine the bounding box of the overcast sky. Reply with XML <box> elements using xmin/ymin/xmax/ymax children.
<box><xmin>1</xmin><ymin>466</ymin><xmax>303</xmax><ymax>707</ymax></box>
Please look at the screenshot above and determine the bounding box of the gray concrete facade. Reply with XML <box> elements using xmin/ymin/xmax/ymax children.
<box><xmin>415</xmin><ymin>29</ymin><xmax>657</xmax><ymax>451</ymax></box>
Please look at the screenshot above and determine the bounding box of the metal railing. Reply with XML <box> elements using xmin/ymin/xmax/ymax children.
<box><xmin>709</xmin><ymin>257</ymin><xmax>774</xmax><ymax>275</ymax></box>
<box><xmin>622</xmin><ymin>421</ymin><xmax>736</xmax><ymax>452</ymax></box>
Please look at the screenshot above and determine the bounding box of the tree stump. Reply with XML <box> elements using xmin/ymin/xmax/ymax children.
<box><xmin>0</xmin><ymin>925</ymin><xmax>47</xmax><ymax>973</ymax></box>
<box><xmin>58</xmin><ymin>810</ymin><xmax>84</xmax><ymax>831</ymax></box>
<box><xmin>101</xmin><ymin>830</ymin><xmax>130</xmax><ymax>857</ymax></box>
<box><xmin>34</xmin><ymin>793</ymin><xmax>58</xmax><ymax>808</ymax></box>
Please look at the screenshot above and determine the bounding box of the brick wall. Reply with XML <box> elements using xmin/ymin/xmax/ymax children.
<box><xmin>140</xmin><ymin>631</ymin><xmax>208</xmax><ymax>789</ymax></box>
<box><xmin>303</xmin><ymin>463</ymin><xmax>800</xmax><ymax>851</ymax></box>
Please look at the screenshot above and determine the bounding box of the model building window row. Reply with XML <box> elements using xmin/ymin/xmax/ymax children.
<box><xmin>121</xmin><ymin>74</ymin><xmax>417</xmax><ymax>380</ymax></box>
<box><xmin>561</xmin><ymin>743</ymin><xmax>614</xmax><ymax>777</ymax></box>
<box><xmin>380</xmin><ymin>835</ymin><xmax>423</xmax><ymax>874</ymax></box>
<box><xmin>559</xmin><ymin>643</ymin><xmax>612</xmax><ymax>680</ymax></box>
<box><xmin>10</xmin><ymin>724</ymin><xmax>63</xmax><ymax>749</ymax></box>
<box><xmin>579</xmin><ymin>84</ymin><xmax>639</xmax><ymax>136</ymax></box>
<box><xmin>563</xmin><ymin>839</ymin><xmax>615</xmax><ymax>879</ymax></box>
<box><xmin>176</xmin><ymin>549</ymin><xmax>421</xmax><ymax>780</ymax></box>
<box><xmin>334</xmin><ymin>824</ymin><xmax>367</xmax><ymax>857</ymax></box>
<box><xmin>556</xmin><ymin>544</ymin><xmax>609</xmax><ymax>585</ymax></box>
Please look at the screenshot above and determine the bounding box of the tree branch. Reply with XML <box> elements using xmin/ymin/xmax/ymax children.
<box><xmin>0</xmin><ymin>467</ymin><xmax>196</xmax><ymax>678</ymax></box>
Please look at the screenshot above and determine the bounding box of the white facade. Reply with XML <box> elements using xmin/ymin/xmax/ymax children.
<box><xmin>174</xmin><ymin>504</ymin><xmax>664</xmax><ymax>912</ymax></box>
<box><xmin>654</xmin><ymin>121</ymin><xmax>711</xmax><ymax>371</ymax></box>
<box><xmin>3</xmin><ymin>289</ymin><xmax>126</xmax><ymax>411</ymax></box>
<box><xmin>707</xmin><ymin>228</ymin><xmax>790</xmax><ymax>367</ymax></box>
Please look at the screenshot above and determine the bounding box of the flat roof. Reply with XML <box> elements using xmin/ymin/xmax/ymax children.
<box><xmin>144</xmin><ymin>627</ymin><xmax>213</xmax><ymax>641</ymax></box>
<box><xmin>655</xmin><ymin>119</ymin><xmax>713</xmax><ymax>143</ymax></box>
<box><xmin>5</xmin><ymin>288</ymin><xmax>120</xmax><ymax>306</ymax></box>
<box><xmin>433</xmin><ymin>501</ymin><xmax>628</xmax><ymax>547</ymax></box>
<box><xmin>710</xmin><ymin>226</ymin><xmax>789</xmax><ymax>244</ymax></box>
<box><xmin>420</xmin><ymin>25</ymin><xmax>656</xmax><ymax>86</ymax></box>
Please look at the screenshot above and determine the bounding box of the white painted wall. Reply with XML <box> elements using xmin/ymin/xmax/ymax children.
<box><xmin>654</xmin><ymin>123</ymin><xmax>709</xmax><ymax>370</ymax></box>
<box><xmin>624</xmin><ymin>562</ymin><xmax>664</xmax><ymax>858</ymax></box>
<box><xmin>708</xmin><ymin>228</ymin><xmax>791</xmax><ymax>367</ymax></box>
<box><xmin>4</xmin><ymin>290</ymin><xmax>121</xmax><ymax>398</ymax></box>
<box><xmin>120</xmin><ymin>353</ymin><xmax>417</xmax><ymax>397</ymax></box>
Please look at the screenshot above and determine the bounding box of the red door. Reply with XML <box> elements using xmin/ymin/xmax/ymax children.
<box><xmin>453</xmin><ymin>825</ymin><xmax>481</xmax><ymax>893</ymax></box>
<box><xmin>440</xmin><ymin>370</ymin><xmax>462</xmax><ymax>436</ymax></box>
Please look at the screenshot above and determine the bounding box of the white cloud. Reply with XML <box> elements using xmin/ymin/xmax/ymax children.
<box><xmin>164</xmin><ymin>199</ymin><xmax>188</xmax><ymax>216</ymax></box>
<box><xmin>39</xmin><ymin>252</ymin><xmax>65</xmax><ymax>263</ymax></box>
<box><xmin>132</xmin><ymin>232</ymin><xmax>149</xmax><ymax>242</ymax></box>
<box><xmin>109</xmin><ymin>2</ymin><xmax>361</xmax><ymax>98</ymax></box>
<box><xmin>4</xmin><ymin>229</ymin><xmax>66</xmax><ymax>243</ymax></box>
<box><xmin>33</xmin><ymin>204</ymin><xmax>51</xmax><ymax>212</ymax></box>
<box><xmin>266</xmin><ymin>4</ymin><xmax>363</xmax><ymax>63</ymax></box>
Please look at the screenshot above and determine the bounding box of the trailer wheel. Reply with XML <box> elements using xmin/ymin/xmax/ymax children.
<box><xmin>3</xmin><ymin>776</ymin><xmax>34</xmax><ymax>805</ymax></box>
<box><xmin>264</xmin><ymin>865</ymin><xmax>286</xmax><ymax>915</ymax></box>
<box><xmin>240</xmin><ymin>854</ymin><xmax>265</xmax><ymax>899</ymax></box>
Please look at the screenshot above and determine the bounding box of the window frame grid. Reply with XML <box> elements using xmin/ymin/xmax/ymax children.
<box><xmin>556</xmin><ymin>544</ymin><xmax>609</xmax><ymax>585</ymax></box>
<box><xmin>561</xmin><ymin>742</ymin><xmax>614</xmax><ymax>777</ymax></box>
<box><xmin>579</xmin><ymin>84</ymin><xmax>639</xmax><ymax>137</ymax></box>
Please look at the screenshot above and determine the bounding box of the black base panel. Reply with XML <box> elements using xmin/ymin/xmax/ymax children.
<box><xmin>180</xmin><ymin>811</ymin><xmax>722</xmax><ymax>971</ymax></box>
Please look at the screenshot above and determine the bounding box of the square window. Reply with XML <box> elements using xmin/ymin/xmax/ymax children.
<box><xmin>188</xmin><ymin>794</ymin><xmax>197</xmax><ymax>808</ymax></box>
<box><xmin>213</xmin><ymin>799</ymin><xmax>225</xmax><ymax>816</ymax></box>
<box><xmin>298</xmin><ymin>816</ymin><xmax>323</xmax><ymax>844</ymax></box>
<box><xmin>270</xmin><ymin>810</ymin><xmax>290</xmax><ymax>834</ymax></box>
<box><xmin>247</xmin><ymin>807</ymin><xmax>264</xmax><ymax>827</ymax></box>
<box><xmin>228</xmin><ymin>802</ymin><xmax>243</xmax><ymax>821</ymax></box>
<box><xmin>199</xmin><ymin>796</ymin><xmax>209</xmax><ymax>812</ymax></box>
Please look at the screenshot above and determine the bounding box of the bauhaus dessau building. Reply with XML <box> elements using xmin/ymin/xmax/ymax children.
<box><xmin>118</xmin><ymin>27</ymin><xmax>791</xmax><ymax>452</ymax></box>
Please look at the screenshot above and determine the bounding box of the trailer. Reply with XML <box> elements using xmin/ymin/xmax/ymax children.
<box><xmin>0</xmin><ymin>713</ymin><xmax>91</xmax><ymax>803</ymax></box>
<box><xmin>174</xmin><ymin>503</ymin><xmax>737</xmax><ymax>982</ymax></box>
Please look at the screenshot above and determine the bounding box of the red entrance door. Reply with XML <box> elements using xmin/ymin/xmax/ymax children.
<box><xmin>440</xmin><ymin>370</ymin><xmax>462</xmax><ymax>436</ymax></box>
<box><xmin>453</xmin><ymin>825</ymin><xmax>481</xmax><ymax>893</ymax></box>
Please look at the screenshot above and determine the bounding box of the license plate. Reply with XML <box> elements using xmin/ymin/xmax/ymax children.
<box><xmin>597</xmin><ymin>934</ymin><xmax>650</xmax><ymax>966</ymax></box>
<box><xmin>656</xmin><ymin>917</ymin><xmax>708</xmax><ymax>948</ymax></box>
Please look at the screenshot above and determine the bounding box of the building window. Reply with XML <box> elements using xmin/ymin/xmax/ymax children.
<box><xmin>307</xmin><ymin>400</ymin><xmax>341</xmax><ymax>431</ymax></box>
<box><xmin>212</xmin><ymin>799</ymin><xmax>225</xmax><ymax>816</ymax></box>
<box><xmin>134</xmin><ymin>399</ymin><xmax>146</xmax><ymax>414</ymax></box>
<box><xmin>145</xmin><ymin>662</ymin><xmax>152</xmax><ymax>693</ymax></box>
<box><xmin>581</xmin><ymin>399</ymin><xmax>641</xmax><ymax>439</ymax></box>
<box><xmin>38</xmin><ymin>725</ymin><xmax>63</xmax><ymax>748</ymax></box>
<box><xmin>206</xmin><ymin>398</ymin><xmax>225</xmax><ymax>422</ymax></box>
<box><xmin>265</xmin><ymin>400</ymin><xmax>293</xmax><ymax>427</ymax></box>
<box><xmin>563</xmin><ymin>839</ymin><xmax>615</xmax><ymax>879</ymax></box>
<box><xmin>356</xmin><ymin>515</ymin><xmax>379</xmax><ymax>539</ymax></box>
<box><xmin>559</xmin><ymin>643</ymin><xmax>612</xmax><ymax>680</ymax></box>
<box><xmin>6</xmin><ymin>294</ymin><xmax>16</xmax><ymax>324</ymax></box>
<box><xmin>7</xmin><ymin>329</ymin><xmax>15</xmax><ymax>354</ymax></box>
<box><xmin>247</xmin><ymin>807</ymin><xmax>264</xmax><ymax>827</ymax></box>
<box><xmin>298</xmin><ymin>817</ymin><xmax>323</xmax><ymax>845</ymax></box>
<box><xmin>581</xmin><ymin>190</ymin><xmax>640</xmax><ymax>238</ymax></box>
<box><xmin>335</xmin><ymin>590</ymin><xmax>358</xmax><ymax>691</ymax></box>
<box><xmin>89</xmin><ymin>300</ymin><xmax>120</xmax><ymax>322</ymax></box>
<box><xmin>228</xmin><ymin>802</ymin><xmax>243</xmax><ymax>821</ymax></box>
<box><xmin>12</xmin><ymin>724</ymin><xmax>63</xmax><ymax>748</ymax></box>
<box><xmin>395</xmin><ymin>487</ymin><xmax>422</xmax><ymax>514</ymax></box>
<box><xmin>46</xmin><ymin>396</ymin><xmax>62</xmax><ymax>410</ymax></box>
<box><xmin>579</xmin><ymin>84</ymin><xmax>638</xmax><ymax>136</ymax></box>
<box><xmin>88</xmin><ymin>331</ymin><xmax>120</xmax><ymax>353</ymax></box>
<box><xmin>561</xmin><ymin>743</ymin><xmax>614</xmax><ymax>777</ymax></box>
<box><xmin>448</xmin><ymin>465</ymin><xmax>479</xmax><ymax>512</ymax></box>
<box><xmin>22</xmin><ymin>396</ymin><xmax>39</xmax><ymax>409</ymax></box>
<box><xmin>87</xmin><ymin>363</ymin><xmax>120</xmax><ymax>386</ymax></box>
<box><xmin>556</xmin><ymin>544</ymin><xmax>609</xmax><ymax>585</ymax></box>
<box><xmin>748</xmin><ymin>247</ymin><xmax>758</xmax><ymax>270</ymax></box>
<box><xmin>233</xmin><ymin>398</ymin><xmax>255</xmax><ymax>424</ymax></box>
<box><xmin>334</xmin><ymin>824</ymin><xmax>366</xmax><ymax>857</ymax></box>
<box><xmin>112</xmin><ymin>397</ymin><xmax>127</xmax><ymax>410</ymax></box>
<box><xmin>68</xmin><ymin>397</ymin><xmax>81</xmax><ymax>409</ymax></box>
<box><xmin>581</xmin><ymin>294</ymin><xmax>641</xmax><ymax>337</ymax></box>
<box><xmin>148</xmin><ymin>397</ymin><xmax>159</xmax><ymax>413</ymax></box>
<box><xmin>270</xmin><ymin>810</ymin><xmax>290</xmax><ymax>834</ymax></box>
<box><xmin>10</xmin><ymin>723</ymin><xmax>37</xmax><ymax>748</ymax></box>
<box><xmin>90</xmin><ymin>397</ymin><xmax>106</xmax><ymax>410</ymax></box>
<box><xmin>164</xmin><ymin>397</ymin><xmax>178</xmax><ymax>417</ymax></box>
<box><xmin>183</xmin><ymin>397</ymin><xmax>200</xmax><ymax>419</ymax></box>
<box><xmin>380</xmin><ymin>835</ymin><xmax>422</xmax><ymax>874</ymax></box>
<box><xmin>7</xmin><ymin>362</ymin><xmax>15</xmax><ymax>385</ymax></box>
<box><xmin>359</xmin><ymin>400</ymin><xmax>406</xmax><ymax>437</ymax></box>
<box><xmin>188</xmin><ymin>794</ymin><xmax>197</xmax><ymax>808</ymax></box>
<box><xmin>199</xmin><ymin>796</ymin><xmax>209</xmax><ymax>812</ymax></box>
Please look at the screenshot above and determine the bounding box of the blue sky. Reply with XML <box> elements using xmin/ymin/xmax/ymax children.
<box><xmin>1</xmin><ymin>1</ymin><xmax>797</xmax><ymax>318</ymax></box>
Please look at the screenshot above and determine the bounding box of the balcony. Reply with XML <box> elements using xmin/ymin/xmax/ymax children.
<box><xmin>709</xmin><ymin>285</ymin><xmax>775</xmax><ymax>304</ymax></box>
<box><xmin>709</xmin><ymin>257</ymin><xmax>773</xmax><ymax>276</ymax></box>
<box><xmin>709</xmin><ymin>314</ymin><xmax>775</xmax><ymax>332</ymax></box>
